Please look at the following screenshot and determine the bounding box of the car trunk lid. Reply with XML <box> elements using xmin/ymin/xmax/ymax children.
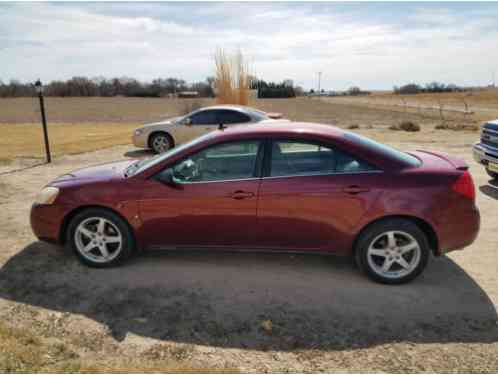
<box><xmin>410</xmin><ymin>150</ymin><xmax>468</xmax><ymax>171</ymax></box>
<box><xmin>266</xmin><ymin>112</ymin><xmax>284</xmax><ymax>119</ymax></box>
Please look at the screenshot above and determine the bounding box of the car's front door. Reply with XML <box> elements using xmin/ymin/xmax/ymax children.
<box><xmin>175</xmin><ymin>109</ymin><xmax>220</xmax><ymax>144</ymax></box>
<box><xmin>138</xmin><ymin>140</ymin><xmax>263</xmax><ymax>248</ymax></box>
<box><xmin>256</xmin><ymin>139</ymin><xmax>380</xmax><ymax>252</ymax></box>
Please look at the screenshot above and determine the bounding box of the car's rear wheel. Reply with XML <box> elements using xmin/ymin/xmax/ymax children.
<box><xmin>355</xmin><ymin>219</ymin><xmax>429</xmax><ymax>284</ymax></box>
<box><xmin>150</xmin><ymin>132</ymin><xmax>173</xmax><ymax>154</ymax></box>
<box><xmin>67</xmin><ymin>208</ymin><xmax>134</xmax><ymax>267</ymax></box>
<box><xmin>486</xmin><ymin>168</ymin><xmax>498</xmax><ymax>180</ymax></box>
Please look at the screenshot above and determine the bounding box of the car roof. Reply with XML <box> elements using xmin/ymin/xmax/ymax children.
<box><xmin>196</xmin><ymin>104</ymin><xmax>261</xmax><ymax>113</ymax></box>
<box><xmin>211</xmin><ymin>121</ymin><xmax>345</xmax><ymax>140</ymax></box>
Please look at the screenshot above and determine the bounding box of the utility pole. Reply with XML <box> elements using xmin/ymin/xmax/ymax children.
<box><xmin>34</xmin><ymin>79</ymin><xmax>51</xmax><ymax>163</ymax></box>
<box><xmin>318</xmin><ymin>72</ymin><xmax>322</xmax><ymax>94</ymax></box>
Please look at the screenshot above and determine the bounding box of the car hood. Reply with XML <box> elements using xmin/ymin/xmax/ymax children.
<box><xmin>51</xmin><ymin>160</ymin><xmax>137</xmax><ymax>186</ymax></box>
<box><xmin>140</xmin><ymin>116</ymin><xmax>182</xmax><ymax>131</ymax></box>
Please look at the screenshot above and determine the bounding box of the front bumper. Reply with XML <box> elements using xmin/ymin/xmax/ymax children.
<box><xmin>30</xmin><ymin>204</ymin><xmax>67</xmax><ymax>243</ymax></box>
<box><xmin>473</xmin><ymin>142</ymin><xmax>498</xmax><ymax>167</ymax></box>
<box><xmin>132</xmin><ymin>131</ymin><xmax>149</xmax><ymax>149</ymax></box>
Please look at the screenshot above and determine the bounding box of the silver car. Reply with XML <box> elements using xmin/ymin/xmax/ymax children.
<box><xmin>132</xmin><ymin>105</ymin><xmax>285</xmax><ymax>153</ymax></box>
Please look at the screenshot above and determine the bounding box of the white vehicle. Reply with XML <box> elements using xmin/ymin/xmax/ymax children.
<box><xmin>132</xmin><ymin>105</ymin><xmax>285</xmax><ymax>153</ymax></box>
<box><xmin>473</xmin><ymin>119</ymin><xmax>498</xmax><ymax>180</ymax></box>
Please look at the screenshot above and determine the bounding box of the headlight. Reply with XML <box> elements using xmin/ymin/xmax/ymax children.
<box><xmin>134</xmin><ymin>129</ymin><xmax>143</xmax><ymax>136</ymax></box>
<box><xmin>34</xmin><ymin>187</ymin><xmax>60</xmax><ymax>205</ymax></box>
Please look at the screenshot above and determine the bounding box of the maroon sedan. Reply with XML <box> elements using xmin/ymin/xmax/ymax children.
<box><xmin>31</xmin><ymin>122</ymin><xmax>480</xmax><ymax>284</ymax></box>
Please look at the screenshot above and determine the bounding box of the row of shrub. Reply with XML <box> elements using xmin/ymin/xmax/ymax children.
<box><xmin>258</xmin><ymin>87</ymin><xmax>296</xmax><ymax>98</ymax></box>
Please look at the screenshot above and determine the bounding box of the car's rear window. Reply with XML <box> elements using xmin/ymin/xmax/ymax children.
<box><xmin>248</xmin><ymin>109</ymin><xmax>269</xmax><ymax>121</ymax></box>
<box><xmin>344</xmin><ymin>132</ymin><xmax>421</xmax><ymax>167</ymax></box>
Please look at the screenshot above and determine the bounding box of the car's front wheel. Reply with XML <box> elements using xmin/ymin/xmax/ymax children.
<box><xmin>150</xmin><ymin>132</ymin><xmax>173</xmax><ymax>154</ymax></box>
<box><xmin>486</xmin><ymin>168</ymin><xmax>498</xmax><ymax>180</ymax></box>
<box><xmin>355</xmin><ymin>219</ymin><xmax>429</xmax><ymax>284</ymax></box>
<box><xmin>67</xmin><ymin>208</ymin><xmax>134</xmax><ymax>267</ymax></box>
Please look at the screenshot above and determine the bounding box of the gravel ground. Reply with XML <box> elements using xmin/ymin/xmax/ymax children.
<box><xmin>0</xmin><ymin>130</ymin><xmax>497</xmax><ymax>372</ymax></box>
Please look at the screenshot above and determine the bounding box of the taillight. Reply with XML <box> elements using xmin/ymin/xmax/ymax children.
<box><xmin>452</xmin><ymin>170</ymin><xmax>475</xmax><ymax>200</ymax></box>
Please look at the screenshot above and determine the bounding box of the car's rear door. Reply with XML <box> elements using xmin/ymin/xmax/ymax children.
<box><xmin>216</xmin><ymin>109</ymin><xmax>252</xmax><ymax>125</ymax></box>
<box><xmin>138</xmin><ymin>139</ymin><xmax>264</xmax><ymax>248</ymax></box>
<box><xmin>256</xmin><ymin>139</ymin><xmax>381</xmax><ymax>252</ymax></box>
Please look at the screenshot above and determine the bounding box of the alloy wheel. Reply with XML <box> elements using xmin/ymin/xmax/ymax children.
<box><xmin>366</xmin><ymin>230</ymin><xmax>421</xmax><ymax>280</ymax></box>
<box><xmin>152</xmin><ymin>135</ymin><xmax>170</xmax><ymax>153</ymax></box>
<box><xmin>74</xmin><ymin>217</ymin><xmax>123</xmax><ymax>263</ymax></box>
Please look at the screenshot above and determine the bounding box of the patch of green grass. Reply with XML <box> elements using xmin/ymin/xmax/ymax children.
<box><xmin>0</xmin><ymin>322</ymin><xmax>238</xmax><ymax>373</ymax></box>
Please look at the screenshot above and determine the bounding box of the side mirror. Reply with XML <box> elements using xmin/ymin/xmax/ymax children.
<box><xmin>183</xmin><ymin>117</ymin><xmax>192</xmax><ymax>126</ymax></box>
<box><xmin>154</xmin><ymin>169</ymin><xmax>182</xmax><ymax>188</ymax></box>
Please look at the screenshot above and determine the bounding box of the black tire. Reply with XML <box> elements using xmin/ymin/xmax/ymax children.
<box><xmin>486</xmin><ymin>168</ymin><xmax>498</xmax><ymax>180</ymax></box>
<box><xmin>66</xmin><ymin>208</ymin><xmax>135</xmax><ymax>268</ymax></box>
<box><xmin>354</xmin><ymin>219</ymin><xmax>430</xmax><ymax>284</ymax></box>
<box><xmin>149</xmin><ymin>132</ymin><xmax>173</xmax><ymax>154</ymax></box>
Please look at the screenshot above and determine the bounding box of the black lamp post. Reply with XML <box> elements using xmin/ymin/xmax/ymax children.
<box><xmin>34</xmin><ymin>79</ymin><xmax>51</xmax><ymax>163</ymax></box>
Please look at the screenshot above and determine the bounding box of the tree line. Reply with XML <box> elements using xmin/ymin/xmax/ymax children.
<box><xmin>394</xmin><ymin>82</ymin><xmax>464</xmax><ymax>95</ymax></box>
<box><xmin>250</xmin><ymin>79</ymin><xmax>304</xmax><ymax>98</ymax></box>
<box><xmin>0</xmin><ymin>76</ymin><xmax>216</xmax><ymax>98</ymax></box>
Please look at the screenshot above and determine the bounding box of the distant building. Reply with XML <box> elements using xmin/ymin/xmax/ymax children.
<box><xmin>178</xmin><ymin>91</ymin><xmax>199</xmax><ymax>98</ymax></box>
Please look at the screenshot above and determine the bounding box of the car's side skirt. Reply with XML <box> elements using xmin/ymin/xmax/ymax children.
<box><xmin>145</xmin><ymin>245</ymin><xmax>350</xmax><ymax>256</ymax></box>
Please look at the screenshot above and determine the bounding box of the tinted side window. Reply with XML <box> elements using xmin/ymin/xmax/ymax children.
<box><xmin>335</xmin><ymin>149</ymin><xmax>376</xmax><ymax>173</ymax></box>
<box><xmin>172</xmin><ymin>140</ymin><xmax>261</xmax><ymax>182</ymax></box>
<box><xmin>189</xmin><ymin>110</ymin><xmax>218</xmax><ymax>125</ymax></box>
<box><xmin>270</xmin><ymin>140</ymin><xmax>375</xmax><ymax>177</ymax></box>
<box><xmin>218</xmin><ymin>110</ymin><xmax>251</xmax><ymax>124</ymax></box>
<box><xmin>271</xmin><ymin>141</ymin><xmax>335</xmax><ymax>177</ymax></box>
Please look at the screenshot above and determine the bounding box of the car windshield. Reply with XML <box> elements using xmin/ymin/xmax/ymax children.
<box><xmin>344</xmin><ymin>132</ymin><xmax>421</xmax><ymax>167</ymax></box>
<box><xmin>125</xmin><ymin>132</ymin><xmax>215</xmax><ymax>177</ymax></box>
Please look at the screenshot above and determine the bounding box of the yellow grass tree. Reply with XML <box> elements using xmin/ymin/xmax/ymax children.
<box><xmin>214</xmin><ymin>49</ymin><xmax>250</xmax><ymax>105</ymax></box>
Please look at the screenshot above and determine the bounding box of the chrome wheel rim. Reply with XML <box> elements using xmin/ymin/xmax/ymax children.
<box><xmin>152</xmin><ymin>136</ymin><xmax>170</xmax><ymax>153</ymax></box>
<box><xmin>74</xmin><ymin>217</ymin><xmax>122</xmax><ymax>263</ymax></box>
<box><xmin>367</xmin><ymin>230</ymin><xmax>421</xmax><ymax>279</ymax></box>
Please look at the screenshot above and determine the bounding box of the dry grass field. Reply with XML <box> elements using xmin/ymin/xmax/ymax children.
<box><xmin>0</xmin><ymin>97</ymin><xmax>213</xmax><ymax>124</ymax></box>
<box><xmin>1</xmin><ymin>96</ymin><xmax>498</xmax><ymax>372</ymax></box>
<box><xmin>0</xmin><ymin>123</ymin><xmax>138</xmax><ymax>162</ymax></box>
<box><xmin>321</xmin><ymin>87</ymin><xmax>498</xmax><ymax>125</ymax></box>
<box><xmin>0</xmin><ymin>95</ymin><xmax>485</xmax><ymax>165</ymax></box>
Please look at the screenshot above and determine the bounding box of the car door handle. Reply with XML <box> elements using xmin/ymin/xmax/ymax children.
<box><xmin>343</xmin><ymin>185</ymin><xmax>370</xmax><ymax>194</ymax></box>
<box><xmin>230</xmin><ymin>190</ymin><xmax>255</xmax><ymax>200</ymax></box>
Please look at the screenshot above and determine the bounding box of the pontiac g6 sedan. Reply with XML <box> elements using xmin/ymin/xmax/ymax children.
<box><xmin>31</xmin><ymin>122</ymin><xmax>480</xmax><ymax>284</ymax></box>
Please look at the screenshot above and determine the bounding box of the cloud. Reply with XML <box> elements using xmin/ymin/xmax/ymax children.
<box><xmin>1</xmin><ymin>2</ymin><xmax>498</xmax><ymax>90</ymax></box>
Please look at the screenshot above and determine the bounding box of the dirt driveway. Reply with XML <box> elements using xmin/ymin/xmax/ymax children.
<box><xmin>0</xmin><ymin>133</ymin><xmax>497</xmax><ymax>372</ymax></box>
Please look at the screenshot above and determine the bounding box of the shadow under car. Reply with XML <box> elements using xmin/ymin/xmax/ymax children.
<box><xmin>0</xmin><ymin>241</ymin><xmax>496</xmax><ymax>350</ymax></box>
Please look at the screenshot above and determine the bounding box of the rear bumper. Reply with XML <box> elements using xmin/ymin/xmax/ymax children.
<box><xmin>437</xmin><ymin>204</ymin><xmax>480</xmax><ymax>254</ymax></box>
<box><xmin>473</xmin><ymin>142</ymin><xmax>498</xmax><ymax>167</ymax></box>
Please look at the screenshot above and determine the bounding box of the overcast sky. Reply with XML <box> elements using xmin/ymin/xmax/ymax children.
<box><xmin>1</xmin><ymin>2</ymin><xmax>498</xmax><ymax>90</ymax></box>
